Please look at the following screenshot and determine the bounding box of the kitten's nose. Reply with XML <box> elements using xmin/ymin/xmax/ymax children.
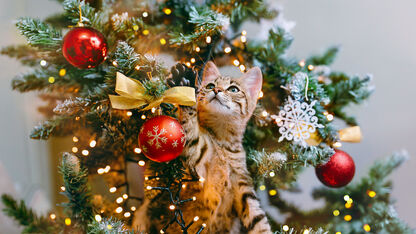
<box><xmin>213</xmin><ymin>88</ymin><xmax>222</xmax><ymax>95</ymax></box>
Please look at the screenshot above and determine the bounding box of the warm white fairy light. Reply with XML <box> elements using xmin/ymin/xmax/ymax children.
<box><xmin>135</xmin><ymin>65</ymin><xmax>141</xmax><ymax>70</ymax></box>
<box><xmin>151</xmin><ymin>107</ymin><xmax>156</xmax><ymax>113</ymax></box>
<box><xmin>202</xmin><ymin>223</ymin><xmax>207</xmax><ymax>227</ymax></box>
<box><xmin>269</xmin><ymin>189</ymin><xmax>277</xmax><ymax>196</ymax></box>
<box><xmin>72</xmin><ymin>147</ymin><xmax>78</xmax><ymax>153</ymax></box>
<box><xmin>146</xmin><ymin>186</ymin><xmax>152</xmax><ymax>190</ymax></box>
<box><xmin>40</xmin><ymin>60</ymin><xmax>47</xmax><ymax>66</ymax></box>
<box><xmin>333</xmin><ymin>142</ymin><xmax>342</xmax><ymax>148</ymax></box>
<box><xmin>134</xmin><ymin>148</ymin><xmax>142</xmax><ymax>154</ymax></box>
<box><xmin>307</xmin><ymin>65</ymin><xmax>314</xmax><ymax>70</ymax></box>
<box><xmin>122</xmin><ymin>194</ymin><xmax>128</xmax><ymax>199</ymax></box>
<box><xmin>241</xmin><ymin>30</ymin><xmax>247</xmax><ymax>36</ymax></box>
<box><xmin>115</xmin><ymin>207</ymin><xmax>123</xmax><ymax>213</ymax></box>
<box><xmin>141</xmin><ymin>114</ymin><xmax>146</xmax><ymax>119</ymax></box>
<box><xmin>160</xmin><ymin>38</ymin><xmax>167</xmax><ymax>45</ymax></box>
<box><xmin>112</xmin><ymin>61</ymin><xmax>118</xmax><ymax>67</ymax></box>
<box><xmin>185</xmin><ymin>62</ymin><xmax>191</xmax><ymax>67</ymax></box>
<box><xmin>193</xmin><ymin>216</ymin><xmax>199</xmax><ymax>222</ymax></box>
<box><xmin>142</xmin><ymin>12</ymin><xmax>148</xmax><ymax>17</ymax></box>
<box><xmin>72</xmin><ymin>136</ymin><xmax>79</xmax><ymax>142</ymax></box>
<box><xmin>138</xmin><ymin>160</ymin><xmax>145</xmax><ymax>166</ymax></box>
<box><xmin>190</xmin><ymin>58</ymin><xmax>196</xmax><ymax>63</ymax></box>
<box><xmin>97</xmin><ymin>168</ymin><xmax>105</xmax><ymax>174</ymax></box>
<box><xmin>192</xmin><ymin>196</ymin><xmax>196</xmax><ymax>201</ymax></box>
<box><xmin>233</xmin><ymin>59</ymin><xmax>240</xmax><ymax>66</ymax></box>
<box><xmin>326</xmin><ymin>114</ymin><xmax>334</xmax><ymax>121</ymax></box>
<box><xmin>131</xmin><ymin>206</ymin><xmax>137</xmax><ymax>211</ymax></box>
<box><xmin>89</xmin><ymin>140</ymin><xmax>97</xmax><ymax>147</ymax></box>
<box><xmin>65</xmin><ymin>218</ymin><xmax>71</xmax><ymax>226</ymax></box>
<box><xmin>282</xmin><ymin>225</ymin><xmax>289</xmax><ymax>231</ymax></box>
<box><xmin>182</xmin><ymin>184</ymin><xmax>186</xmax><ymax>189</ymax></box>
<box><xmin>199</xmin><ymin>177</ymin><xmax>205</xmax><ymax>183</ymax></box>
<box><xmin>48</xmin><ymin>77</ymin><xmax>55</xmax><ymax>84</ymax></box>
<box><xmin>145</xmin><ymin>176</ymin><xmax>149</xmax><ymax>181</ymax></box>
<box><xmin>124</xmin><ymin>212</ymin><xmax>131</xmax><ymax>218</ymax></box>
<box><xmin>50</xmin><ymin>213</ymin><xmax>56</xmax><ymax>220</ymax></box>
<box><xmin>82</xmin><ymin>150</ymin><xmax>89</xmax><ymax>156</ymax></box>
<box><xmin>259</xmin><ymin>185</ymin><xmax>266</xmax><ymax>191</ymax></box>
<box><xmin>206</xmin><ymin>36</ymin><xmax>212</xmax><ymax>44</ymax></box>
<box><xmin>240</xmin><ymin>35</ymin><xmax>247</xmax><ymax>43</ymax></box>
<box><xmin>95</xmin><ymin>214</ymin><xmax>102</xmax><ymax>222</ymax></box>
<box><xmin>303</xmin><ymin>229</ymin><xmax>310</xmax><ymax>234</ymax></box>
<box><xmin>109</xmin><ymin>187</ymin><xmax>117</xmax><ymax>193</ymax></box>
<box><xmin>61</xmin><ymin>186</ymin><xmax>66</xmax><ymax>191</ymax></box>
<box><xmin>224</xmin><ymin>46</ymin><xmax>231</xmax><ymax>53</ymax></box>
<box><xmin>258</xmin><ymin>91</ymin><xmax>264</xmax><ymax>99</ymax></box>
<box><xmin>269</xmin><ymin>171</ymin><xmax>275</xmax><ymax>177</ymax></box>
<box><xmin>126</xmin><ymin>111</ymin><xmax>133</xmax><ymax>117</ymax></box>
<box><xmin>262</xmin><ymin>110</ymin><xmax>268</xmax><ymax>117</ymax></box>
<box><xmin>239</xmin><ymin>64</ymin><xmax>246</xmax><ymax>72</ymax></box>
<box><xmin>299</xmin><ymin>60</ymin><xmax>306</xmax><ymax>67</ymax></box>
<box><xmin>194</xmin><ymin>47</ymin><xmax>200</xmax><ymax>53</ymax></box>
<box><xmin>169</xmin><ymin>205</ymin><xmax>175</xmax><ymax>210</ymax></box>
<box><xmin>116</xmin><ymin>197</ymin><xmax>124</xmax><ymax>204</ymax></box>
<box><xmin>343</xmin><ymin>195</ymin><xmax>350</xmax><ymax>201</ymax></box>
<box><xmin>160</xmin><ymin>230</ymin><xmax>165</xmax><ymax>234</ymax></box>
<box><xmin>104</xmin><ymin>165</ymin><xmax>111</xmax><ymax>173</ymax></box>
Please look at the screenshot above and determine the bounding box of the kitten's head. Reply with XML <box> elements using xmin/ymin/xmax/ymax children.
<box><xmin>197</xmin><ymin>61</ymin><xmax>262</xmax><ymax>129</ymax></box>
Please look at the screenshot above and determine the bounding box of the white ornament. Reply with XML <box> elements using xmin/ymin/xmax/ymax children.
<box><xmin>147</xmin><ymin>126</ymin><xmax>168</xmax><ymax>149</ymax></box>
<box><xmin>276</xmin><ymin>96</ymin><xmax>324</xmax><ymax>146</ymax></box>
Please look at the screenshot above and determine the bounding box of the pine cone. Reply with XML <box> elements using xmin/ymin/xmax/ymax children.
<box><xmin>167</xmin><ymin>63</ymin><xmax>197</xmax><ymax>88</ymax></box>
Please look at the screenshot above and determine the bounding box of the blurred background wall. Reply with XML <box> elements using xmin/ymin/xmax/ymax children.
<box><xmin>0</xmin><ymin>0</ymin><xmax>414</xmax><ymax>230</ymax></box>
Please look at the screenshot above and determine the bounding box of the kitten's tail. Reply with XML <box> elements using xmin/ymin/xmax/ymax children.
<box><xmin>132</xmin><ymin>199</ymin><xmax>151</xmax><ymax>232</ymax></box>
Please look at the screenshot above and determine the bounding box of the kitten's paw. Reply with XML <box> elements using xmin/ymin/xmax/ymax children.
<box><xmin>168</xmin><ymin>63</ymin><xmax>198</xmax><ymax>88</ymax></box>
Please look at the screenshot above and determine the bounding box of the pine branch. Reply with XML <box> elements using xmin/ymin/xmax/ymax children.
<box><xmin>87</xmin><ymin>218</ymin><xmax>134</xmax><ymax>234</ymax></box>
<box><xmin>307</xmin><ymin>46</ymin><xmax>340</xmax><ymax>66</ymax></box>
<box><xmin>63</xmin><ymin>0</ymin><xmax>106</xmax><ymax>30</ymax></box>
<box><xmin>16</xmin><ymin>18</ymin><xmax>62</xmax><ymax>50</ymax></box>
<box><xmin>1</xmin><ymin>194</ymin><xmax>56</xmax><ymax>233</ymax></box>
<box><xmin>60</xmin><ymin>153</ymin><xmax>94</xmax><ymax>229</ymax></box>
<box><xmin>0</xmin><ymin>45</ymin><xmax>41</xmax><ymax>66</ymax></box>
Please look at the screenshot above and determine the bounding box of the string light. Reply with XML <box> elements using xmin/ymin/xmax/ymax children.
<box><xmin>345</xmin><ymin>202</ymin><xmax>352</xmax><ymax>209</ymax></box>
<box><xmin>124</xmin><ymin>212</ymin><xmax>131</xmax><ymax>218</ymax></box>
<box><xmin>97</xmin><ymin>168</ymin><xmax>105</xmax><ymax>174</ymax></box>
<box><xmin>269</xmin><ymin>171</ymin><xmax>275</xmax><ymax>177</ymax></box>
<box><xmin>336</xmin><ymin>232</ymin><xmax>342</xmax><ymax>234</ymax></box>
<box><xmin>262</xmin><ymin>110</ymin><xmax>268</xmax><ymax>117</ymax></box>
<box><xmin>181</xmin><ymin>184</ymin><xmax>187</xmax><ymax>189</ymax></box>
<box><xmin>303</xmin><ymin>230</ymin><xmax>310</xmax><ymax>234</ymax></box>
<box><xmin>134</xmin><ymin>148</ymin><xmax>142</xmax><ymax>154</ymax></box>
<box><xmin>259</xmin><ymin>185</ymin><xmax>266</xmax><ymax>191</ymax></box>
<box><xmin>138</xmin><ymin>160</ymin><xmax>146</xmax><ymax>166</ymax></box>
<box><xmin>258</xmin><ymin>91</ymin><xmax>264</xmax><ymax>99</ymax></box>
<box><xmin>133</xmin><ymin>25</ymin><xmax>139</xmax><ymax>31</ymax></box>
<box><xmin>299</xmin><ymin>60</ymin><xmax>306</xmax><ymax>67</ymax></box>
<box><xmin>75</xmin><ymin>116</ymin><xmax>80</xmax><ymax>121</ymax></box>
<box><xmin>104</xmin><ymin>165</ymin><xmax>111</xmax><ymax>173</ymax></box>
<box><xmin>135</xmin><ymin>65</ymin><xmax>141</xmax><ymax>70</ymax></box>
<box><xmin>107</xmin><ymin>224</ymin><xmax>112</xmax><ymax>229</ymax></box>
<box><xmin>199</xmin><ymin>177</ymin><xmax>205</xmax><ymax>183</ymax></box>
<box><xmin>48</xmin><ymin>77</ymin><xmax>55</xmax><ymax>84</ymax></box>
<box><xmin>233</xmin><ymin>59</ymin><xmax>240</xmax><ymax>66</ymax></box>
<box><xmin>72</xmin><ymin>147</ymin><xmax>78</xmax><ymax>153</ymax></box>
<box><xmin>240</xmin><ymin>35</ymin><xmax>247</xmax><ymax>43</ymax></box>
<box><xmin>224</xmin><ymin>46</ymin><xmax>231</xmax><ymax>53</ymax></box>
<box><xmin>363</xmin><ymin>224</ymin><xmax>371</xmax><ymax>232</ymax></box>
<box><xmin>193</xmin><ymin>216</ymin><xmax>199</xmax><ymax>222</ymax></box>
<box><xmin>344</xmin><ymin>215</ymin><xmax>352</xmax><ymax>221</ymax></box>
<box><xmin>115</xmin><ymin>207</ymin><xmax>123</xmax><ymax>213</ymax></box>
<box><xmin>143</xmin><ymin>30</ymin><xmax>149</xmax><ymax>35</ymax></box>
<box><xmin>109</xmin><ymin>187</ymin><xmax>117</xmax><ymax>193</ymax></box>
<box><xmin>307</xmin><ymin>65</ymin><xmax>314</xmax><ymax>70</ymax></box>
<box><xmin>142</xmin><ymin>12</ymin><xmax>148</xmax><ymax>17</ymax></box>
<box><xmin>333</xmin><ymin>142</ymin><xmax>342</xmax><ymax>148</ymax></box>
<box><xmin>163</xmin><ymin>8</ymin><xmax>172</xmax><ymax>15</ymax></box>
<box><xmin>65</xmin><ymin>218</ymin><xmax>71</xmax><ymax>226</ymax></box>
<box><xmin>116</xmin><ymin>197</ymin><xmax>124</xmax><ymax>204</ymax></box>
<box><xmin>112</xmin><ymin>61</ymin><xmax>118</xmax><ymax>67</ymax></box>
<box><xmin>131</xmin><ymin>206</ymin><xmax>137</xmax><ymax>211</ymax></box>
<box><xmin>61</xmin><ymin>186</ymin><xmax>66</xmax><ymax>191</ymax></box>
<box><xmin>72</xmin><ymin>136</ymin><xmax>79</xmax><ymax>142</ymax></box>
<box><xmin>241</xmin><ymin>30</ymin><xmax>247</xmax><ymax>36</ymax></box>
<box><xmin>195</xmin><ymin>46</ymin><xmax>201</xmax><ymax>52</ymax></box>
<box><xmin>146</xmin><ymin>186</ymin><xmax>152</xmax><ymax>190</ymax></box>
<box><xmin>192</xmin><ymin>196</ymin><xmax>196</xmax><ymax>201</ymax></box>
<box><xmin>59</xmin><ymin>69</ymin><xmax>66</xmax><ymax>77</ymax></box>
<box><xmin>185</xmin><ymin>62</ymin><xmax>191</xmax><ymax>67</ymax></box>
<box><xmin>190</xmin><ymin>58</ymin><xmax>196</xmax><ymax>63</ymax></box>
<box><xmin>141</xmin><ymin>114</ymin><xmax>146</xmax><ymax>119</ymax></box>
<box><xmin>347</xmin><ymin>198</ymin><xmax>353</xmax><ymax>204</ymax></box>
<box><xmin>367</xmin><ymin>190</ymin><xmax>376</xmax><ymax>198</ymax></box>
<box><xmin>269</xmin><ymin>189</ymin><xmax>277</xmax><ymax>196</ymax></box>
<box><xmin>205</xmin><ymin>36</ymin><xmax>212</xmax><ymax>44</ymax></box>
<box><xmin>326</xmin><ymin>114</ymin><xmax>334</xmax><ymax>121</ymax></box>
<box><xmin>126</xmin><ymin>111</ymin><xmax>133</xmax><ymax>117</ymax></box>
<box><xmin>333</xmin><ymin>210</ymin><xmax>340</xmax><ymax>216</ymax></box>
<box><xmin>122</xmin><ymin>194</ymin><xmax>128</xmax><ymax>199</ymax></box>
<box><xmin>40</xmin><ymin>60</ymin><xmax>47</xmax><ymax>66</ymax></box>
<box><xmin>160</xmin><ymin>38</ymin><xmax>167</xmax><ymax>45</ymax></box>
<box><xmin>95</xmin><ymin>214</ymin><xmax>102</xmax><ymax>222</ymax></box>
<box><xmin>89</xmin><ymin>140</ymin><xmax>97</xmax><ymax>147</ymax></box>
<box><xmin>145</xmin><ymin>176</ymin><xmax>149</xmax><ymax>181</ymax></box>
<box><xmin>169</xmin><ymin>205</ymin><xmax>175</xmax><ymax>210</ymax></box>
<box><xmin>282</xmin><ymin>225</ymin><xmax>289</xmax><ymax>231</ymax></box>
<box><xmin>50</xmin><ymin>213</ymin><xmax>56</xmax><ymax>220</ymax></box>
<box><xmin>344</xmin><ymin>195</ymin><xmax>350</xmax><ymax>201</ymax></box>
<box><xmin>82</xmin><ymin>150</ymin><xmax>89</xmax><ymax>156</ymax></box>
<box><xmin>239</xmin><ymin>64</ymin><xmax>246</xmax><ymax>72</ymax></box>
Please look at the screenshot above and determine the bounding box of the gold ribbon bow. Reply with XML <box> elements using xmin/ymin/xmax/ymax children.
<box><xmin>306</xmin><ymin>126</ymin><xmax>362</xmax><ymax>146</ymax></box>
<box><xmin>109</xmin><ymin>72</ymin><xmax>196</xmax><ymax>110</ymax></box>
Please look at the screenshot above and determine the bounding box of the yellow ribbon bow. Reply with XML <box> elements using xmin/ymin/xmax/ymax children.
<box><xmin>109</xmin><ymin>72</ymin><xmax>196</xmax><ymax>110</ymax></box>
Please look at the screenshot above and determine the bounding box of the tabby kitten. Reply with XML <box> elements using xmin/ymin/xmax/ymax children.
<box><xmin>134</xmin><ymin>62</ymin><xmax>271</xmax><ymax>233</ymax></box>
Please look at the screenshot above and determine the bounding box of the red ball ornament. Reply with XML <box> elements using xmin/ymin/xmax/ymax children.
<box><xmin>315</xmin><ymin>149</ymin><xmax>355</xmax><ymax>188</ymax></box>
<box><xmin>138</xmin><ymin>115</ymin><xmax>186</xmax><ymax>162</ymax></box>
<box><xmin>62</xmin><ymin>27</ymin><xmax>108</xmax><ymax>69</ymax></box>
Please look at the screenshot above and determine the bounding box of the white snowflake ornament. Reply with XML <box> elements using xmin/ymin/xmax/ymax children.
<box><xmin>276</xmin><ymin>96</ymin><xmax>324</xmax><ymax>146</ymax></box>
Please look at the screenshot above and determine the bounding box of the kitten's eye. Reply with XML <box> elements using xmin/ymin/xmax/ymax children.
<box><xmin>206</xmin><ymin>83</ymin><xmax>215</xmax><ymax>90</ymax></box>
<box><xmin>227</xmin><ymin>86</ymin><xmax>239</xmax><ymax>93</ymax></box>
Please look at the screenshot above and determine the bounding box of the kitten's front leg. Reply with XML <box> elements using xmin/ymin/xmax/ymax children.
<box><xmin>233</xmin><ymin>173</ymin><xmax>272</xmax><ymax>234</ymax></box>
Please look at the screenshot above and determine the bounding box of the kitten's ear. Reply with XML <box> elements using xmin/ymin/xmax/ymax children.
<box><xmin>202</xmin><ymin>61</ymin><xmax>220</xmax><ymax>85</ymax></box>
<box><xmin>242</xmin><ymin>67</ymin><xmax>263</xmax><ymax>99</ymax></box>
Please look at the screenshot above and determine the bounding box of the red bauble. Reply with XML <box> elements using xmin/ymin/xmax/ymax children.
<box><xmin>62</xmin><ymin>27</ymin><xmax>108</xmax><ymax>69</ymax></box>
<box><xmin>138</xmin><ymin>116</ymin><xmax>186</xmax><ymax>162</ymax></box>
<box><xmin>315</xmin><ymin>149</ymin><xmax>355</xmax><ymax>188</ymax></box>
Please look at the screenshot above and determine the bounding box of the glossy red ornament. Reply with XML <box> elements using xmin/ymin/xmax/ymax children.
<box><xmin>62</xmin><ymin>27</ymin><xmax>107</xmax><ymax>69</ymax></box>
<box><xmin>138</xmin><ymin>116</ymin><xmax>186</xmax><ymax>162</ymax></box>
<box><xmin>315</xmin><ymin>149</ymin><xmax>355</xmax><ymax>188</ymax></box>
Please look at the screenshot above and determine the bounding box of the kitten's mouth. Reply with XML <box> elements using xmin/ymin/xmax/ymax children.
<box><xmin>209</xmin><ymin>96</ymin><xmax>231</xmax><ymax>109</ymax></box>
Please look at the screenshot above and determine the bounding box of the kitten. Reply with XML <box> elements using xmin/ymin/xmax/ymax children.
<box><xmin>134</xmin><ymin>62</ymin><xmax>271</xmax><ymax>234</ymax></box>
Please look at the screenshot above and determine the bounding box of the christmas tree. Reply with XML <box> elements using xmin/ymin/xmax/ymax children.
<box><xmin>1</xmin><ymin>0</ymin><xmax>413</xmax><ymax>233</ymax></box>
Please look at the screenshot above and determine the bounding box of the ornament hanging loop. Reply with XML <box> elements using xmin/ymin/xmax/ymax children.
<box><xmin>304</xmin><ymin>75</ymin><xmax>309</xmax><ymax>101</ymax></box>
<box><xmin>76</xmin><ymin>4</ymin><xmax>84</xmax><ymax>27</ymax></box>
